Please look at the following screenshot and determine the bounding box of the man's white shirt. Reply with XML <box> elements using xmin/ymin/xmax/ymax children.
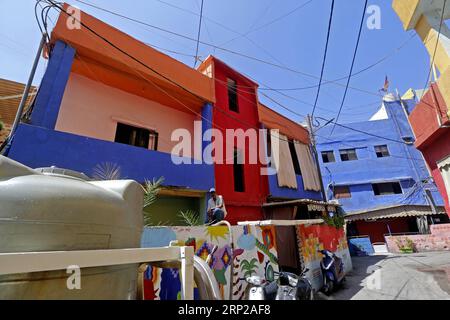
<box><xmin>207</xmin><ymin>195</ymin><xmax>227</xmax><ymax>218</ymax></box>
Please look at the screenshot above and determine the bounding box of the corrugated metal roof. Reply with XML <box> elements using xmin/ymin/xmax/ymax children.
<box><xmin>0</xmin><ymin>78</ymin><xmax>36</xmax><ymax>125</ymax></box>
<box><xmin>345</xmin><ymin>204</ymin><xmax>446</xmax><ymax>221</ymax></box>
<box><xmin>263</xmin><ymin>198</ymin><xmax>338</xmax><ymax>212</ymax></box>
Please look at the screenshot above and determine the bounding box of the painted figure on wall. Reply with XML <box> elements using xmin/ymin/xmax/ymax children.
<box><xmin>141</xmin><ymin>224</ymin><xmax>279</xmax><ymax>300</ymax></box>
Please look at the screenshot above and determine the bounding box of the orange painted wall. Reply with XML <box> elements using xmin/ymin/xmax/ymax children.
<box><xmin>258</xmin><ymin>103</ymin><xmax>310</xmax><ymax>144</ymax></box>
<box><xmin>51</xmin><ymin>4</ymin><xmax>214</xmax><ymax>108</ymax></box>
<box><xmin>56</xmin><ymin>73</ymin><xmax>199</xmax><ymax>156</ymax></box>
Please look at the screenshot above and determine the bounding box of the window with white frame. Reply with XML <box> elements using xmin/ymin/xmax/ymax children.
<box><xmin>321</xmin><ymin>150</ymin><xmax>335</xmax><ymax>163</ymax></box>
<box><xmin>339</xmin><ymin>148</ymin><xmax>358</xmax><ymax>161</ymax></box>
<box><xmin>375</xmin><ymin>145</ymin><xmax>390</xmax><ymax>158</ymax></box>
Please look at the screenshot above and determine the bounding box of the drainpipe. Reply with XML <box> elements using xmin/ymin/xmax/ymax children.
<box><xmin>1</xmin><ymin>33</ymin><xmax>47</xmax><ymax>155</ymax></box>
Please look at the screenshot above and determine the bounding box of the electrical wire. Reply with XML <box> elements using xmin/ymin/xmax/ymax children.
<box><xmin>314</xmin><ymin>132</ymin><xmax>427</xmax><ymax>163</ymax></box>
<box><xmin>330</xmin><ymin>0</ymin><xmax>368</xmax><ymax>135</ymax></box>
<box><xmin>32</xmin><ymin>2</ymin><xmax>441</xmax><ymax>202</ymax></box>
<box><xmin>41</xmin><ymin>0</ymin><xmax>304</xmax><ymax>164</ymax></box>
<box><xmin>155</xmin><ymin>0</ymin><xmax>413</xmax><ymax>96</ymax></box>
<box><xmin>219</xmin><ymin>0</ymin><xmax>315</xmax><ymax>47</ymax></box>
<box><xmin>260</xmin><ymin>32</ymin><xmax>417</xmax><ymax>92</ymax></box>
<box><xmin>311</xmin><ymin>0</ymin><xmax>334</xmax><ymax>117</ymax></box>
<box><xmin>72</xmin><ymin>0</ymin><xmax>386</xmax><ymax>99</ymax></box>
<box><xmin>315</xmin><ymin>116</ymin><xmax>409</xmax><ymax>145</ymax></box>
<box><xmin>37</xmin><ymin>1</ymin><xmax>424</xmax><ymax>160</ymax></box>
<box><xmin>193</xmin><ymin>0</ymin><xmax>204</xmax><ymax>67</ymax></box>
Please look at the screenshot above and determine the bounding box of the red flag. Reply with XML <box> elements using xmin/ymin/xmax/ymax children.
<box><xmin>382</xmin><ymin>76</ymin><xmax>389</xmax><ymax>92</ymax></box>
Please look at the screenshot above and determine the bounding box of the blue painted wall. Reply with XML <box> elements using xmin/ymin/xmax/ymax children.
<box><xmin>268</xmin><ymin>174</ymin><xmax>323</xmax><ymax>201</ymax></box>
<box><xmin>316</xmin><ymin>99</ymin><xmax>444</xmax><ymax>213</ymax></box>
<box><xmin>9</xmin><ymin>124</ymin><xmax>214</xmax><ymax>190</ymax></box>
<box><xmin>348</xmin><ymin>237</ymin><xmax>375</xmax><ymax>256</ymax></box>
<box><xmin>30</xmin><ymin>41</ymin><xmax>75</xmax><ymax>129</ymax></box>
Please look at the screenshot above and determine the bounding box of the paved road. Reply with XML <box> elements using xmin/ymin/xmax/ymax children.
<box><xmin>322</xmin><ymin>252</ymin><xmax>450</xmax><ymax>300</ymax></box>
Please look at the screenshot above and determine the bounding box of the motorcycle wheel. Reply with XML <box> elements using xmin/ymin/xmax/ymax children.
<box><xmin>323</xmin><ymin>278</ymin><xmax>334</xmax><ymax>296</ymax></box>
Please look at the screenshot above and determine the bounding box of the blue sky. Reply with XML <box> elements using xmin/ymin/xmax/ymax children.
<box><xmin>0</xmin><ymin>0</ymin><xmax>437</xmax><ymax>123</ymax></box>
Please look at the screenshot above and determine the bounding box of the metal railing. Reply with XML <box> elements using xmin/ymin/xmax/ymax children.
<box><xmin>0</xmin><ymin>246</ymin><xmax>194</xmax><ymax>300</ymax></box>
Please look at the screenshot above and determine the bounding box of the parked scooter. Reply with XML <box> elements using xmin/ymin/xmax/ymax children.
<box><xmin>244</xmin><ymin>268</ymin><xmax>313</xmax><ymax>300</ymax></box>
<box><xmin>318</xmin><ymin>249</ymin><xmax>345</xmax><ymax>295</ymax></box>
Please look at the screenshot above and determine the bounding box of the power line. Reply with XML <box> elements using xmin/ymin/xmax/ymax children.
<box><xmin>152</xmin><ymin>0</ymin><xmax>417</xmax><ymax>95</ymax></box>
<box><xmin>314</xmin><ymin>132</ymin><xmax>425</xmax><ymax>162</ymax></box>
<box><xmin>72</xmin><ymin>0</ymin><xmax>385</xmax><ymax>99</ymax></box>
<box><xmin>260</xmin><ymin>32</ymin><xmax>417</xmax><ymax>92</ymax></box>
<box><xmin>311</xmin><ymin>0</ymin><xmax>334</xmax><ymax>117</ymax></box>
<box><xmin>193</xmin><ymin>0</ymin><xmax>204</xmax><ymax>67</ymax></box>
<box><xmin>45</xmin><ymin>1</ymin><xmax>208</xmax><ymax>102</ymax></box>
<box><xmin>39</xmin><ymin>0</ymin><xmax>297</xmax><ymax>150</ymax></box>
<box><xmin>315</xmin><ymin>116</ymin><xmax>409</xmax><ymax>145</ymax></box>
<box><xmin>219</xmin><ymin>0</ymin><xmax>315</xmax><ymax>47</ymax></box>
<box><xmin>155</xmin><ymin>0</ymin><xmax>410</xmax><ymax>97</ymax></box>
<box><xmin>41</xmin><ymin>1</ymin><xmax>416</xmax><ymax>152</ymax></box>
<box><xmin>330</xmin><ymin>0</ymin><xmax>368</xmax><ymax>135</ymax></box>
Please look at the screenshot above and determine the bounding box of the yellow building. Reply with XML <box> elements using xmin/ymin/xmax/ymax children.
<box><xmin>393</xmin><ymin>0</ymin><xmax>450</xmax><ymax>215</ymax></box>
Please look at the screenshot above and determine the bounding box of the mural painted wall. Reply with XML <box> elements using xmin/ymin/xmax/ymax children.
<box><xmin>141</xmin><ymin>224</ymin><xmax>279</xmax><ymax>300</ymax></box>
<box><xmin>296</xmin><ymin>224</ymin><xmax>352</xmax><ymax>291</ymax></box>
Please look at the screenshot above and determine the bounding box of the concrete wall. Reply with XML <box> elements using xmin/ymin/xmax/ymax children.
<box><xmin>56</xmin><ymin>73</ymin><xmax>199</xmax><ymax>156</ymax></box>
<box><xmin>385</xmin><ymin>223</ymin><xmax>450</xmax><ymax>253</ymax></box>
<box><xmin>208</xmin><ymin>58</ymin><xmax>267</xmax><ymax>223</ymax></box>
<box><xmin>8</xmin><ymin>124</ymin><xmax>214</xmax><ymax>189</ymax></box>
<box><xmin>144</xmin><ymin>195</ymin><xmax>206</xmax><ymax>226</ymax></box>
<box><xmin>268</xmin><ymin>174</ymin><xmax>323</xmax><ymax>201</ymax></box>
<box><xmin>421</xmin><ymin>131</ymin><xmax>450</xmax><ymax>215</ymax></box>
<box><xmin>316</xmin><ymin>99</ymin><xmax>444</xmax><ymax>213</ymax></box>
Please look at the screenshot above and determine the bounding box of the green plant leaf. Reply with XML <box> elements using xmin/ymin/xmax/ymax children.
<box><xmin>142</xmin><ymin>177</ymin><xmax>164</xmax><ymax>208</ymax></box>
<box><xmin>178</xmin><ymin>209</ymin><xmax>203</xmax><ymax>226</ymax></box>
<box><xmin>142</xmin><ymin>177</ymin><xmax>165</xmax><ymax>227</ymax></box>
<box><xmin>92</xmin><ymin>162</ymin><xmax>123</xmax><ymax>180</ymax></box>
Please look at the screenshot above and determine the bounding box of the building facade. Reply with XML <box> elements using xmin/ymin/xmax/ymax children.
<box><xmin>6</xmin><ymin>5</ymin><xmax>215</xmax><ymax>225</ymax></box>
<box><xmin>393</xmin><ymin>0</ymin><xmax>450</xmax><ymax>215</ymax></box>
<box><xmin>197</xmin><ymin>57</ymin><xmax>268</xmax><ymax>224</ymax></box>
<box><xmin>197</xmin><ymin>57</ymin><xmax>325</xmax><ymax>224</ymax></box>
<box><xmin>5</xmin><ymin>5</ymin><xmax>326</xmax><ymax>226</ymax></box>
<box><xmin>316</xmin><ymin>95</ymin><xmax>447</xmax><ymax>243</ymax></box>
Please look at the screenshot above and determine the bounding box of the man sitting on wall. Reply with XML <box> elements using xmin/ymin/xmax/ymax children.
<box><xmin>207</xmin><ymin>188</ymin><xmax>227</xmax><ymax>224</ymax></box>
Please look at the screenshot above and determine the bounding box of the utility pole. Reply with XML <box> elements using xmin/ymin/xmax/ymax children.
<box><xmin>1</xmin><ymin>33</ymin><xmax>47</xmax><ymax>155</ymax></box>
<box><xmin>306</xmin><ymin>114</ymin><xmax>327</xmax><ymax>202</ymax></box>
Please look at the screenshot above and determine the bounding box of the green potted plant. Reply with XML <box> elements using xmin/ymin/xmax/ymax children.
<box><xmin>395</xmin><ymin>237</ymin><xmax>415</xmax><ymax>253</ymax></box>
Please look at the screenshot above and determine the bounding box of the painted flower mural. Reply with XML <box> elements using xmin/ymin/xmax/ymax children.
<box><xmin>142</xmin><ymin>225</ymin><xmax>280</xmax><ymax>300</ymax></box>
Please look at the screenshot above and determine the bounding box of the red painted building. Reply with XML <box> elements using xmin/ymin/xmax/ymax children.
<box><xmin>409</xmin><ymin>84</ymin><xmax>450</xmax><ymax>216</ymax></box>
<box><xmin>198</xmin><ymin>57</ymin><xmax>268</xmax><ymax>224</ymax></box>
<box><xmin>393</xmin><ymin>1</ymin><xmax>450</xmax><ymax>217</ymax></box>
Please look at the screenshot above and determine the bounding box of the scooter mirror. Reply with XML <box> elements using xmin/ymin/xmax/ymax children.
<box><xmin>246</xmin><ymin>276</ymin><xmax>266</xmax><ymax>286</ymax></box>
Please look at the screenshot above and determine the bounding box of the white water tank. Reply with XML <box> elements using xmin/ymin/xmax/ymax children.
<box><xmin>0</xmin><ymin>156</ymin><xmax>144</xmax><ymax>299</ymax></box>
